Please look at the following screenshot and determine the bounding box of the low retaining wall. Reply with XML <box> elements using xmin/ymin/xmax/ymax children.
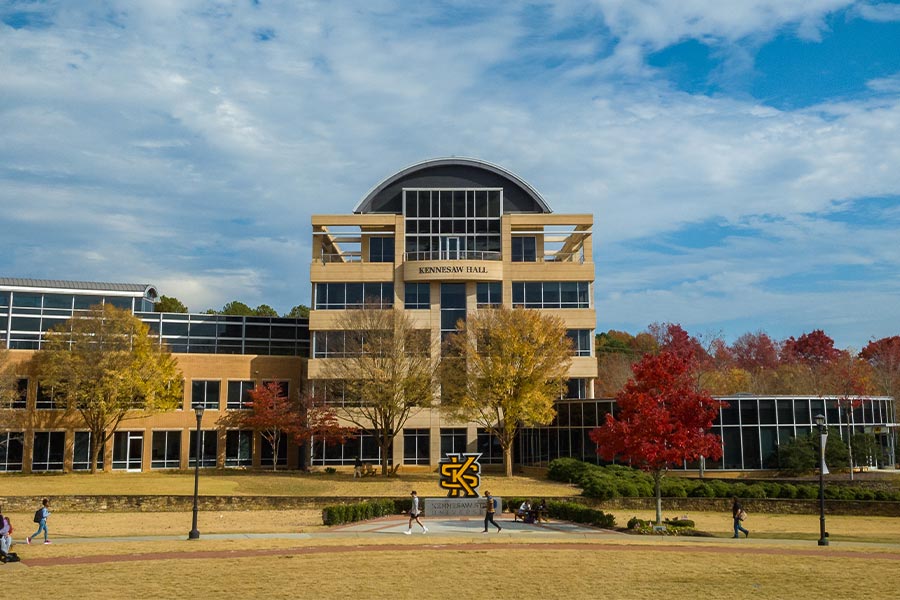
<box><xmin>0</xmin><ymin>495</ymin><xmax>897</xmax><ymax>516</ymax></box>
<box><xmin>586</xmin><ymin>497</ymin><xmax>900</xmax><ymax>517</ymax></box>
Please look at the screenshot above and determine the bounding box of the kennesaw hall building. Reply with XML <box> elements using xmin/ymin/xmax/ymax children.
<box><xmin>1</xmin><ymin>158</ymin><xmax>896</xmax><ymax>472</ymax></box>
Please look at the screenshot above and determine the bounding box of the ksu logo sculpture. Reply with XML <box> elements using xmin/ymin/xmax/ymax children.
<box><xmin>438</xmin><ymin>452</ymin><xmax>482</xmax><ymax>497</ymax></box>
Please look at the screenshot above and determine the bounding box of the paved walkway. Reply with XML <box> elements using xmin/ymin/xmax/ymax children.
<box><xmin>8</xmin><ymin>515</ymin><xmax>900</xmax><ymax>568</ymax></box>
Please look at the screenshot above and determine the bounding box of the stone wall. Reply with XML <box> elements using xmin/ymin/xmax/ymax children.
<box><xmin>0</xmin><ymin>495</ymin><xmax>898</xmax><ymax>516</ymax></box>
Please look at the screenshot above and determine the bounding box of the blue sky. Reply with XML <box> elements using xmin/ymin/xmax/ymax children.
<box><xmin>1</xmin><ymin>0</ymin><xmax>898</xmax><ymax>349</ymax></box>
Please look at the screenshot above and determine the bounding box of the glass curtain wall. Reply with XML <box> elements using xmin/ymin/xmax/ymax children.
<box><xmin>403</xmin><ymin>189</ymin><xmax>502</xmax><ymax>261</ymax></box>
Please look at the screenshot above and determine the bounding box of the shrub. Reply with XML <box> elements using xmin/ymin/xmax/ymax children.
<box><xmin>580</xmin><ymin>473</ymin><xmax>618</xmax><ymax>500</ymax></box>
<box><xmin>744</xmin><ymin>484</ymin><xmax>767</xmax><ymax>499</ymax></box>
<box><xmin>795</xmin><ymin>484</ymin><xmax>818</xmax><ymax>499</ymax></box>
<box><xmin>854</xmin><ymin>488</ymin><xmax>876</xmax><ymax>501</ymax></box>
<box><xmin>546</xmin><ymin>500</ymin><xmax>616</xmax><ymax>529</ymax></box>
<box><xmin>547</xmin><ymin>458</ymin><xmax>597</xmax><ymax>484</ymax></box>
<box><xmin>660</xmin><ymin>479</ymin><xmax>687</xmax><ymax>498</ymax></box>
<box><xmin>688</xmin><ymin>482</ymin><xmax>716</xmax><ymax>498</ymax></box>
<box><xmin>322</xmin><ymin>498</ymin><xmax>397</xmax><ymax>526</ymax></box>
<box><xmin>779</xmin><ymin>483</ymin><xmax>798</xmax><ymax>499</ymax></box>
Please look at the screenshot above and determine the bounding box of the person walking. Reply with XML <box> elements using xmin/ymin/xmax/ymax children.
<box><xmin>353</xmin><ymin>456</ymin><xmax>363</xmax><ymax>479</ymax></box>
<box><xmin>731</xmin><ymin>496</ymin><xmax>749</xmax><ymax>538</ymax></box>
<box><xmin>405</xmin><ymin>491</ymin><xmax>427</xmax><ymax>534</ymax></box>
<box><xmin>27</xmin><ymin>497</ymin><xmax>51</xmax><ymax>545</ymax></box>
<box><xmin>482</xmin><ymin>491</ymin><xmax>502</xmax><ymax>533</ymax></box>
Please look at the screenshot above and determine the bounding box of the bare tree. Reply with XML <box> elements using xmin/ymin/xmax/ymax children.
<box><xmin>315</xmin><ymin>307</ymin><xmax>436</xmax><ymax>475</ymax></box>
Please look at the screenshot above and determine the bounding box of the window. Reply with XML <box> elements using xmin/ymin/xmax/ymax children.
<box><xmin>511</xmin><ymin>237</ymin><xmax>536</xmax><ymax>262</ymax></box>
<box><xmin>403</xmin><ymin>429</ymin><xmax>430</xmax><ymax>465</ymax></box>
<box><xmin>112</xmin><ymin>431</ymin><xmax>144</xmax><ymax>471</ymax></box>
<box><xmin>31</xmin><ymin>431</ymin><xmax>65</xmax><ymax>471</ymax></box>
<box><xmin>0</xmin><ymin>432</ymin><xmax>24</xmax><ymax>471</ymax></box>
<box><xmin>440</xmin><ymin>283</ymin><xmax>466</xmax><ymax>344</ymax></box>
<box><xmin>512</xmin><ymin>282</ymin><xmax>590</xmax><ymax>309</ymax></box>
<box><xmin>403</xmin><ymin>189</ymin><xmax>502</xmax><ymax>261</ymax></box>
<box><xmin>440</xmin><ymin>428</ymin><xmax>467</xmax><ymax>458</ymax></box>
<box><xmin>566</xmin><ymin>330</ymin><xmax>592</xmax><ymax>356</ymax></box>
<box><xmin>476</xmin><ymin>282</ymin><xmax>502</xmax><ymax>308</ymax></box>
<box><xmin>404</xmin><ymin>283</ymin><xmax>430</xmax><ymax>310</ymax></box>
<box><xmin>225</xmin><ymin>430</ymin><xmax>253</xmax><ymax>467</ymax></box>
<box><xmin>12</xmin><ymin>378</ymin><xmax>27</xmax><ymax>409</ymax></box>
<box><xmin>227</xmin><ymin>380</ymin><xmax>255</xmax><ymax>410</ymax></box>
<box><xmin>191</xmin><ymin>380</ymin><xmax>221</xmax><ymax>410</ymax></box>
<box><xmin>262</xmin><ymin>380</ymin><xmax>289</xmax><ymax>398</ymax></box>
<box><xmin>260</xmin><ymin>432</ymin><xmax>288</xmax><ymax>468</ymax></box>
<box><xmin>35</xmin><ymin>382</ymin><xmax>63</xmax><ymax>409</ymax></box>
<box><xmin>565</xmin><ymin>379</ymin><xmax>589</xmax><ymax>400</ymax></box>
<box><xmin>151</xmin><ymin>431</ymin><xmax>182</xmax><ymax>469</ymax></box>
<box><xmin>476</xmin><ymin>428</ymin><xmax>503</xmax><ymax>464</ymax></box>
<box><xmin>189</xmin><ymin>430</ymin><xmax>217</xmax><ymax>468</ymax></box>
<box><xmin>73</xmin><ymin>432</ymin><xmax>104</xmax><ymax>471</ymax></box>
<box><xmin>369</xmin><ymin>237</ymin><xmax>394</xmax><ymax>263</ymax></box>
<box><xmin>314</xmin><ymin>282</ymin><xmax>394</xmax><ymax>310</ymax></box>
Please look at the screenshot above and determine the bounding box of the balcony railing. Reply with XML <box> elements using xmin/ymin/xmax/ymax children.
<box><xmin>404</xmin><ymin>250</ymin><xmax>502</xmax><ymax>262</ymax></box>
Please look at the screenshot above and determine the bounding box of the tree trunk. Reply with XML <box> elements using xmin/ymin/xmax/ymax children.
<box><xmin>653</xmin><ymin>470</ymin><xmax>662</xmax><ymax>525</ymax></box>
<box><xmin>380</xmin><ymin>430</ymin><xmax>391</xmax><ymax>476</ymax></box>
<box><xmin>90</xmin><ymin>434</ymin><xmax>100</xmax><ymax>475</ymax></box>
<box><xmin>504</xmin><ymin>442</ymin><xmax>513</xmax><ymax>477</ymax></box>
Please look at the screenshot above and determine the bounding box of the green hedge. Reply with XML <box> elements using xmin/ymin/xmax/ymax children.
<box><xmin>322</xmin><ymin>499</ymin><xmax>400</xmax><ymax>526</ymax></box>
<box><xmin>504</xmin><ymin>496</ymin><xmax>616</xmax><ymax>529</ymax></box>
<box><xmin>546</xmin><ymin>459</ymin><xmax>900</xmax><ymax>502</ymax></box>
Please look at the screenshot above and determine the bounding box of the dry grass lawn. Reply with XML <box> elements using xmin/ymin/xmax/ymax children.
<box><xmin>2</xmin><ymin>543</ymin><xmax>898</xmax><ymax>599</ymax></box>
<box><xmin>0</xmin><ymin>470</ymin><xmax>580</xmax><ymax>498</ymax></box>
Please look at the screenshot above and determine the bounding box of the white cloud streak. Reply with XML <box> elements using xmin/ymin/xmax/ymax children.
<box><xmin>0</xmin><ymin>0</ymin><xmax>897</xmax><ymax>347</ymax></box>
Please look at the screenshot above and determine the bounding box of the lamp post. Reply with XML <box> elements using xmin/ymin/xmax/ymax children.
<box><xmin>815</xmin><ymin>413</ymin><xmax>829</xmax><ymax>546</ymax></box>
<box><xmin>188</xmin><ymin>403</ymin><xmax>205</xmax><ymax>540</ymax></box>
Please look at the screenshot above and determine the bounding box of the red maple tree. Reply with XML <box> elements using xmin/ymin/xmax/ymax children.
<box><xmin>590</xmin><ymin>350</ymin><xmax>725</xmax><ymax>524</ymax></box>
<box><xmin>220</xmin><ymin>382</ymin><xmax>354</xmax><ymax>471</ymax></box>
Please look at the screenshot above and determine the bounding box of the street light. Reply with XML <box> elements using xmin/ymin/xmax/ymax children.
<box><xmin>815</xmin><ymin>413</ymin><xmax>829</xmax><ymax>547</ymax></box>
<box><xmin>188</xmin><ymin>403</ymin><xmax>205</xmax><ymax>540</ymax></box>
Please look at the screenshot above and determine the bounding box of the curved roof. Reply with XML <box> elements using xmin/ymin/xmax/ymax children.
<box><xmin>0</xmin><ymin>277</ymin><xmax>158</xmax><ymax>299</ymax></box>
<box><xmin>353</xmin><ymin>157</ymin><xmax>552</xmax><ymax>214</ymax></box>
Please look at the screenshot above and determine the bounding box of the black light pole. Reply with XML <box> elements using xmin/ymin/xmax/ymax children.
<box><xmin>189</xmin><ymin>403</ymin><xmax>205</xmax><ymax>540</ymax></box>
<box><xmin>815</xmin><ymin>413</ymin><xmax>829</xmax><ymax>546</ymax></box>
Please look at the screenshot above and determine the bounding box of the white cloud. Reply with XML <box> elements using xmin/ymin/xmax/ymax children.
<box><xmin>1</xmin><ymin>1</ymin><xmax>898</xmax><ymax>344</ymax></box>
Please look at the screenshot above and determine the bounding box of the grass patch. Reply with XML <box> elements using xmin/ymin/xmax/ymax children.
<box><xmin>0</xmin><ymin>470</ymin><xmax>579</xmax><ymax>499</ymax></box>
<box><xmin>2</xmin><ymin>542</ymin><xmax>898</xmax><ymax>599</ymax></box>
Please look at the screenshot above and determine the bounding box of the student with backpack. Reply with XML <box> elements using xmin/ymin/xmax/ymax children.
<box><xmin>27</xmin><ymin>497</ymin><xmax>51</xmax><ymax>545</ymax></box>
<box><xmin>482</xmin><ymin>491</ymin><xmax>502</xmax><ymax>534</ymax></box>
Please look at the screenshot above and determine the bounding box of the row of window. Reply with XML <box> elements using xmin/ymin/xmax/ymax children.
<box><xmin>511</xmin><ymin>281</ymin><xmax>591</xmax><ymax>309</ymax></box>
<box><xmin>2</xmin><ymin>307</ymin><xmax>309</xmax><ymax>356</ymax></box>
<box><xmin>0</xmin><ymin>291</ymin><xmax>154</xmax><ymax>312</ymax></box>
<box><xmin>309</xmin><ymin>428</ymin><xmax>504</xmax><ymax>466</ymax></box>
<box><xmin>8</xmin><ymin>379</ymin><xmax>286</xmax><ymax>411</ymax></box>
<box><xmin>515</xmin><ymin>397</ymin><xmax>896</xmax><ymax>469</ymax></box>
<box><xmin>314</xmin><ymin>283</ymin><xmax>395</xmax><ymax>310</ymax></box>
<box><xmin>0</xmin><ymin>429</ymin><xmax>274</xmax><ymax>472</ymax></box>
<box><xmin>0</xmin><ymin>428</ymin><xmax>505</xmax><ymax>471</ymax></box>
<box><xmin>311</xmin><ymin>330</ymin><xmax>591</xmax><ymax>358</ymax></box>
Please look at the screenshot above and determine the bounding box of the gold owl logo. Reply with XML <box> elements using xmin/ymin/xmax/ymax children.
<box><xmin>439</xmin><ymin>453</ymin><xmax>481</xmax><ymax>497</ymax></box>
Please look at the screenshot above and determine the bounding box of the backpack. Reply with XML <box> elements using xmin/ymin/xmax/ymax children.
<box><xmin>33</xmin><ymin>508</ymin><xmax>43</xmax><ymax>524</ymax></box>
<box><xmin>493</xmin><ymin>497</ymin><xmax>499</xmax><ymax>511</ymax></box>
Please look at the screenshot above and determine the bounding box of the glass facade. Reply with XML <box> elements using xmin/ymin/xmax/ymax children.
<box><xmin>512</xmin><ymin>281</ymin><xmax>591</xmax><ymax>309</ymax></box>
<box><xmin>403</xmin><ymin>189</ymin><xmax>503</xmax><ymax>261</ymax></box>
<box><xmin>1</xmin><ymin>295</ymin><xmax>309</xmax><ymax>356</ymax></box>
<box><xmin>515</xmin><ymin>396</ymin><xmax>897</xmax><ymax>470</ymax></box>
